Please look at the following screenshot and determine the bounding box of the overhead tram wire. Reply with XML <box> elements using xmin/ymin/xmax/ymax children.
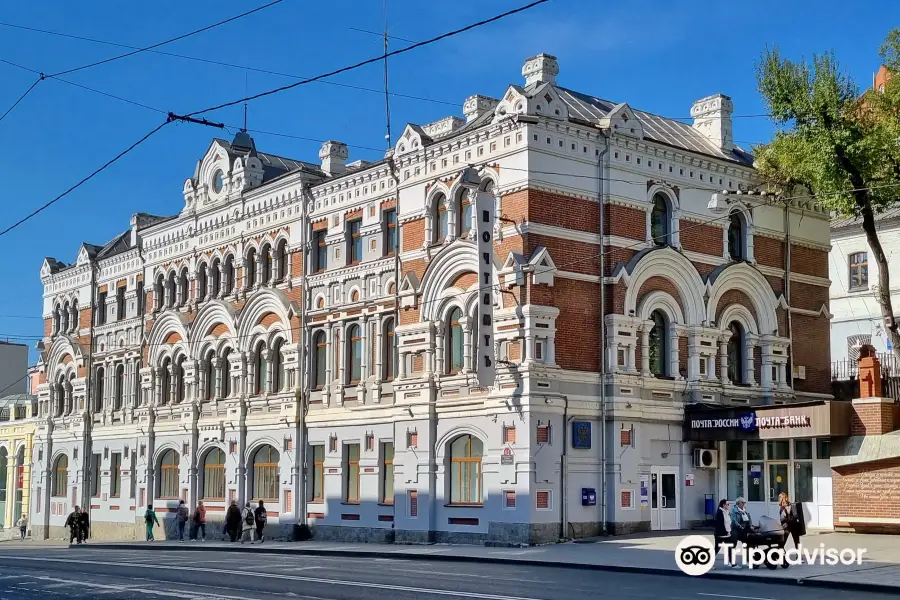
<box><xmin>0</xmin><ymin>77</ymin><xmax>41</xmax><ymax>125</ymax></box>
<box><xmin>45</xmin><ymin>0</ymin><xmax>286</xmax><ymax>78</ymax></box>
<box><xmin>184</xmin><ymin>0</ymin><xmax>553</xmax><ymax>117</ymax></box>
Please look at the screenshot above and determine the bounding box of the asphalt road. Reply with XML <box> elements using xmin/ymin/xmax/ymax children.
<box><xmin>0</xmin><ymin>546</ymin><xmax>895</xmax><ymax>600</ymax></box>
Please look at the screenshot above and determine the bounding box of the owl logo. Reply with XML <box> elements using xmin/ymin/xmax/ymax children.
<box><xmin>739</xmin><ymin>414</ymin><xmax>756</xmax><ymax>431</ymax></box>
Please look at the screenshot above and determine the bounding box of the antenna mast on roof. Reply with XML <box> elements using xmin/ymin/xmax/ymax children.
<box><xmin>382</xmin><ymin>0</ymin><xmax>392</xmax><ymax>150</ymax></box>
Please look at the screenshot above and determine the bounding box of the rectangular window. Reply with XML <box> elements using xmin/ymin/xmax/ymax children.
<box><xmin>110</xmin><ymin>453</ymin><xmax>122</xmax><ymax>498</ymax></box>
<box><xmin>284</xmin><ymin>490</ymin><xmax>293</xmax><ymax>514</ymax></box>
<box><xmin>795</xmin><ymin>462</ymin><xmax>814</xmax><ymax>503</ymax></box>
<box><xmin>726</xmin><ymin>461</ymin><xmax>744</xmax><ymax>500</ymax></box>
<box><xmin>310</xmin><ymin>445</ymin><xmax>324</xmax><ymax>502</ymax></box>
<box><xmin>794</xmin><ymin>440</ymin><xmax>813</xmax><ymax>460</ymax></box>
<box><xmin>314</xmin><ymin>231</ymin><xmax>327</xmax><ymax>273</ymax></box>
<box><xmin>536</xmin><ymin>424</ymin><xmax>550</xmax><ymax>444</ymax></box>
<box><xmin>381</xmin><ymin>442</ymin><xmax>394</xmax><ymax>504</ymax></box>
<box><xmin>767</xmin><ymin>440</ymin><xmax>790</xmax><ymax>460</ymax></box>
<box><xmin>503</xmin><ymin>426</ymin><xmax>516</xmax><ymax>444</ymax></box>
<box><xmin>504</xmin><ymin>491</ymin><xmax>516</xmax><ymax>508</ymax></box>
<box><xmin>408</xmin><ymin>490</ymin><xmax>418</xmax><ymax>517</ymax></box>
<box><xmin>116</xmin><ymin>286</ymin><xmax>126</xmax><ymax>321</ymax></box>
<box><xmin>535</xmin><ymin>341</ymin><xmax>544</xmax><ymax>361</ymax></box>
<box><xmin>816</xmin><ymin>438</ymin><xmax>831</xmax><ymax>459</ymax></box>
<box><xmin>536</xmin><ymin>490</ymin><xmax>551</xmax><ymax>510</ymax></box>
<box><xmin>90</xmin><ymin>453</ymin><xmax>101</xmax><ymax>498</ymax></box>
<box><xmin>284</xmin><ymin>438</ymin><xmax>293</xmax><ymax>452</ymax></box>
<box><xmin>348</xmin><ymin>220</ymin><xmax>362</xmax><ymax>265</ymax></box>
<box><xmin>848</xmin><ymin>252</ymin><xmax>868</xmax><ymax>290</ymax></box>
<box><xmin>407</xmin><ymin>431</ymin><xmax>418</xmax><ymax>448</ymax></box>
<box><xmin>384</xmin><ymin>209</ymin><xmax>397</xmax><ymax>256</ymax></box>
<box><xmin>97</xmin><ymin>291</ymin><xmax>107</xmax><ymax>325</ymax></box>
<box><xmin>344</xmin><ymin>443</ymin><xmax>360</xmax><ymax>503</ymax></box>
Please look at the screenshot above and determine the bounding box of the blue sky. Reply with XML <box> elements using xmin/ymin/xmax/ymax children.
<box><xmin>1</xmin><ymin>0</ymin><xmax>898</xmax><ymax>363</ymax></box>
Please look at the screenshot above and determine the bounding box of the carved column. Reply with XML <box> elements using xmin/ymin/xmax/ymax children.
<box><xmin>255</xmin><ymin>253</ymin><xmax>264</xmax><ymax>290</ymax></box>
<box><xmin>374</xmin><ymin>314</ymin><xmax>384</xmax><ymax>386</ymax></box>
<box><xmin>264</xmin><ymin>349</ymin><xmax>274</xmax><ymax>395</ymax></box>
<box><xmin>218</xmin><ymin>263</ymin><xmax>226</xmax><ymax>299</ymax></box>
<box><xmin>435</xmin><ymin>328</ymin><xmax>445</xmax><ymax>376</ymax></box>
<box><xmin>746</xmin><ymin>338</ymin><xmax>757</xmax><ymax>386</ymax></box>
<box><xmin>462</xmin><ymin>318</ymin><xmax>472</xmax><ymax>373</ymax></box>
<box><xmin>640</xmin><ymin>323</ymin><xmax>651</xmax><ymax>376</ymax></box>
<box><xmin>337</xmin><ymin>326</ymin><xmax>347</xmax><ymax>386</ymax></box>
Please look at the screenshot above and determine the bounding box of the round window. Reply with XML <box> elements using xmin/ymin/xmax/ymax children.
<box><xmin>212</xmin><ymin>170</ymin><xmax>224</xmax><ymax>193</ymax></box>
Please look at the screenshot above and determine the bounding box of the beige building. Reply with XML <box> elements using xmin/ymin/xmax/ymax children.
<box><xmin>0</xmin><ymin>394</ymin><xmax>37</xmax><ymax>533</ymax></box>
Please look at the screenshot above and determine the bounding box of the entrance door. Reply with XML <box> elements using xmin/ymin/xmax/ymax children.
<box><xmin>650</xmin><ymin>467</ymin><xmax>680</xmax><ymax>530</ymax></box>
<box><xmin>768</xmin><ymin>463</ymin><xmax>789</xmax><ymax>504</ymax></box>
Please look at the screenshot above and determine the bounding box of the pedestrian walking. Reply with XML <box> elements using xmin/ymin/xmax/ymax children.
<box><xmin>254</xmin><ymin>500</ymin><xmax>267</xmax><ymax>543</ymax></box>
<box><xmin>17</xmin><ymin>515</ymin><xmax>27</xmax><ymax>540</ymax></box>
<box><xmin>65</xmin><ymin>506</ymin><xmax>83</xmax><ymax>545</ymax></box>
<box><xmin>176</xmin><ymin>500</ymin><xmax>190</xmax><ymax>542</ymax></box>
<box><xmin>144</xmin><ymin>505</ymin><xmax>160</xmax><ymax>541</ymax></box>
<box><xmin>778</xmin><ymin>492</ymin><xmax>803</xmax><ymax>549</ymax></box>
<box><xmin>225</xmin><ymin>500</ymin><xmax>241</xmax><ymax>542</ymax></box>
<box><xmin>240</xmin><ymin>502</ymin><xmax>257</xmax><ymax>544</ymax></box>
<box><xmin>78</xmin><ymin>508</ymin><xmax>90</xmax><ymax>543</ymax></box>
<box><xmin>191</xmin><ymin>500</ymin><xmax>207</xmax><ymax>542</ymax></box>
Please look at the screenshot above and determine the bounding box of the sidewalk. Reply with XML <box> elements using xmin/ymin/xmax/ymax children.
<box><xmin>70</xmin><ymin>530</ymin><xmax>900</xmax><ymax>594</ymax></box>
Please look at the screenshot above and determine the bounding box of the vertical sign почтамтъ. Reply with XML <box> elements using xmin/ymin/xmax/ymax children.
<box><xmin>474</xmin><ymin>189</ymin><xmax>496</xmax><ymax>387</ymax></box>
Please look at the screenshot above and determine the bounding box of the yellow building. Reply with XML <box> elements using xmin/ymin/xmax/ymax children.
<box><xmin>0</xmin><ymin>394</ymin><xmax>37</xmax><ymax>530</ymax></box>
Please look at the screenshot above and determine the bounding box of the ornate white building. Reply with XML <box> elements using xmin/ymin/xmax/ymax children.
<box><xmin>31</xmin><ymin>53</ymin><xmax>833</xmax><ymax>543</ymax></box>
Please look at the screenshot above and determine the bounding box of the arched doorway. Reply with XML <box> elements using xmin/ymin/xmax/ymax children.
<box><xmin>14</xmin><ymin>446</ymin><xmax>24</xmax><ymax>520</ymax></box>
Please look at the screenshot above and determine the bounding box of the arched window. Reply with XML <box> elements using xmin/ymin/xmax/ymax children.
<box><xmin>202</xmin><ymin>448</ymin><xmax>225</xmax><ymax>500</ymax></box>
<box><xmin>449</xmin><ymin>435</ymin><xmax>483</xmax><ymax>504</ymax></box>
<box><xmin>347</xmin><ymin>324</ymin><xmax>362</xmax><ymax>385</ymax></box>
<box><xmin>13</xmin><ymin>446</ymin><xmax>23</xmax><ymax>520</ymax></box>
<box><xmin>54</xmin><ymin>378</ymin><xmax>65</xmax><ymax>417</ymax></box>
<box><xmin>458</xmin><ymin>191</ymin><xmax>472</xmax><ymax>238</ymax></box>
<box><xmin>383</xmin><ymin>319</ymin><xmax>396</xmax><ymax>381</ymax></box>
<box><xmin>224</xmin><ymin>255</ymin><xmax>235</xmax><ymax>295</ymax></box>
<box><xmin>155</xmin><ymin>275</ymin><xmax>165</xmax><ymax>310</ymax></box>
<box><xmin>254</xmin><ymin>342</ymin><xmax>267</xmax><ymax>395</ymax></box>
<box><xmin>434</xmin><ymin>194</ymin><xmax>448</xmax><ymax>244</ymax></box>
<box><xmin>94</xmin><ymin>367</ymin><xmax>105</xmax><ymax>413</ymax></box>
<box><xmin>53</xmin><ymin>304</ymin><xmax>61</xmax><ymax>335</ymax></box>
<box><xmin>161</xmin><ymin>358</ymin><xmax>172</xmax><ymax>405</ymax></box>
<box><xmin>221</xmin><ymin>348</ymin><xmax>232</xmax><ymax>398</ymax></box>
<box><xmin>275</xmin><ymin>239</ymin><xmax>288</xmax><ymax>281</ymax></box>
<box><xmin>245</xmin><ymin>249</ymin><xmax>257</xmax><ymax>288</ymax></box>
<box><xmin>272</xmin><ymin>339</ymin><xmax>285</xmax><ymax>392</ymax></box>
<box><xmin>728</xmin><ymin>321</ymin><xmax>745</xmax><ymax>384</ymax></box>
<box><xmin>210</xmin><ymin>258</ymin><xmax>221</xmax><ymax>297</ymax></box>
<box><xmin>174</xmin><ymin>356</ymin><xmax>186</xmax><ymax>404</ymax></box>
<box><xmin>648</xmin><ymin>310</ymin><xmax>668</xmax><ymax>377</ymax></box>
<box><xmin>114</xmin><ymin>364</ymin><xmax>124</xmax><ymax>410</ymax></box>
<box><xmin>61</xmin><ymin>302</ymin><xmax>70</xmax><ymax>334</ymax></box>
<box><xmin>251</xmin><ymin>445</ymin><xmax>279</xmax><ymax>501</ymax></box>
<box><xmin>204</xmin><ymin>351</ymin><xmax>215</xmax><ymax>401</ymax></box>
<box><xmin>260</xmin><ymin>243</ymin><xmax>272</xmax><ymax>284</ymax></box>
<box><xmin>728</xmin><ymin>212</ymin><xmax>745</xmax><ymax>261</ymax></box>
<box><xmin>650</xmin><ymin>193</ymin><xmax>671</xmax><ymax>246</ymax></box>
<box><xmin>166</xmin><ymin>272</ymin><xmax>177</xmax><ymax>307</ymax></box>
<box><xmin>157</xmin><ymin>449</ymin><xmax>180</xmax><ymax>499</ymax></box>
<box><xmin>179</xmin><ymin>269</ymin><xmax>189</xmax><ymax>305</ymax></box>
<box><xmin>52</xmin><ymin>454</ymin><xmax>68</xmax><ymax>497</ymax></box>
<box><xmin>314</xmin><ymin>331</ymin><xmax>327</xmax><ymax>390</ymax></box>
<box><xmin>446</xmin><ymin>308</ymin><xmax>464</xmax><ymax>375</ymax></box>
<box><xmin>197</xmin><ymin>263</ymin><xmax>208</xmax><ymax>301</ymax></box>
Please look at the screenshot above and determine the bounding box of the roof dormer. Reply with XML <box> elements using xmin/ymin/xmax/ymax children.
<box><xmin>395</xmin><ymin>124</ymin><xmax>430</xmax><ymax>157</ymax></box>
<box><xmin>598</xmin><ymin>103</ymin><xmax>643</xmax><ymax>140</ymax></box>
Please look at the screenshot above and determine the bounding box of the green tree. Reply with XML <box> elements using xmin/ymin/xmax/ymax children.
<box><xmin>754</xmin><ymin>31</ymin><xmax>900</xmax><ymax>358</ymax></box>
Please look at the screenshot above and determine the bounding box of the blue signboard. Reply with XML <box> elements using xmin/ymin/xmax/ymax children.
<box><xmin>582</xmin><ymin>488</ymin><xmax>596</xmax><ymax>506</ymax></box>
<box><xmin>572</xmin><ymin>421</ymin><xmax>591</xmax><ymax>449</ymax></box>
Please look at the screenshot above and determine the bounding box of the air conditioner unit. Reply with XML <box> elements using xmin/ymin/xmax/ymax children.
<box><xmin>693</xmin><ymin>448</ymin><xmax>718</xmax><ymax>469</ymax></box>
<box><xmin>792</xmin><ymin>365</ymin><xmax>806</xmax><ymax>380</ymax></box>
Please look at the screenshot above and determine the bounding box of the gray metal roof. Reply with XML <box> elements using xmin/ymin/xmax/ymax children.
<box><xmin>555</xmin><ymin>86</ymin><xmax>754</xmax><ymax>165</ymax></box>
<box><xmin>0</xmin><ymin>393</ymin><xmax>37</xmax><ymax>408</ymax></box>
<box><xmin>212</xmin><ymin>137</ymin><xmax>325</xmax><ymax>182</ymax></box>
<box><xmin>832</xmin><ymin>205</ymin><xmax>900</xmax><ymax>230</ymax></box>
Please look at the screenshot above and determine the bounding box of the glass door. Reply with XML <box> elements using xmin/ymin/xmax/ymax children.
<box><xmin>768</xmin><ymin>462</ymin><xmax>789</xmax><ymax>503</ymax></box>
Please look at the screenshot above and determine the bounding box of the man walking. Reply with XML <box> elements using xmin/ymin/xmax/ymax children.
<box><xmin>191</xmin><ymin>500</ymin><xmax>207</xmax><ymax>542</ymax></box>
<box><xmin>240</xmin><ymin>502</ymin><xmax>256</xmax><ymax>544</ymax></box>
<box><xmin>144</xmin><ymin>504</ymin><xmax>160</xmax><ymax>541</ymax></box>
<box><xmin>254</xmin><ymin>500</ymin><xmax>267</xmax><ymax>543</ymax></box>
<box><xmin>176</xmin><ymin>500</ymin><xmax>189</xmax><ymax>542</ymax></box>
<box><xmin>16</xmin><ymin>515</ymin><xmax>27</xmax><ymax>540</ymax></box>
<box><xmin>78</xmin><ymin>508</ymin><xmax>90</xmax><ymax>543</ymax></box>
<box><xmin>225</xmin><ymin>500</ymin><xmax>241</xmax><ymax>542</ymax></box>
<box><xmin>65</xmin><ymin>506</ymin><xmax>82</xmax><ymax>545</ymax></box>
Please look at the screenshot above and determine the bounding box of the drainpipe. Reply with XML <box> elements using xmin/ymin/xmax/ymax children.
<box><xmin>784</xmin><ymin>202</ymin><xmax>794</xmax><ymax>399</ymax></box>
<box><xmin>297</xmin><ymin>184</ymin><xmax>311</xmax><ymax>528</ymax></box>
<box><xmin>597</xmin><ymin>131</ymin><xmax>610</xmax><ymax>534</ymax></box>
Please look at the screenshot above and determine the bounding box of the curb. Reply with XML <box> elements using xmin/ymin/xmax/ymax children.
<box><xmin>77</xmin><ymin>543</ymin><xmax>899</xmax><ymax>594</ymax></box>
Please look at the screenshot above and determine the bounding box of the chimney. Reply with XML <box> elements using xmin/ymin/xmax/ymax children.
<box><xmin>319</xmin><ymin>141</ymin><xmax>348</xmax><ymax>177</ymax></box>
<box><xmin>463</xmin><ymin>95</ymin><xmax>500</xmax><ymax>122</ymax></box>
<box><xmin>522</xmin><ymin>53</ymin><xmax>559</xmax><ymax>88</ymax></box>
<box><xmin>691</xmin><ymin>94</ymin><xmax>733</xmax><ymax>152</ymax></box>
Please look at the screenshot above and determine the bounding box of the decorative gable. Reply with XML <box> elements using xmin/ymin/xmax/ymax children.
<box><xmin>399</xmin><ymin>272</ymin><xmax>420</xmax><ymax>309</ymax></box>
<box><xmin>599</xmin><ymin>103</ymin><xmax>643</xmax><ymax>140</ymax></box>
<box><xmin>395</xmin><ymin>125</ymin><xmax>428</xmax><ymax>157</ymax></box>
<box><xmin>76</xmin><ymin>245</ymin><xmax>92</xmax><ymax>267</ymax></box>
<box><xmin>529</xmin><ymin>83</ymin><xmax>568</xmax><ymax>121</ymax></box>
<box><xmin>499</xmin><ymin>252</ymin><xmax>527</xmax><ymax>287</ymax></box>
<box><xmin>528</xmin><ymin>246</ymin><xmax>557</xmax><ymax>286</ymax></box>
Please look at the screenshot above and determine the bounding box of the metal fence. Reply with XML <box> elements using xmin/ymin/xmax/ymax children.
<box><xmin>831</xmin><ymin>352</ymin><xmax>900</xmax><ymax>400</ymax></box>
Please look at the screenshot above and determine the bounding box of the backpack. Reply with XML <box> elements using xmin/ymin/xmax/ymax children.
<box><xmin>244</xmin><ymin>510</ymin><xmax>254</xmax><ymax>525</ymax></box>
<box><xmin>256</xmin><ymin>508</ymin><xmax>267</xmax><ymax>524</ymax></box>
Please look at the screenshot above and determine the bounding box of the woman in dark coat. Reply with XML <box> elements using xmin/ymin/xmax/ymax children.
<box><xmin>778</xmin><ymin>492</ymin><xmax>802</xmax><ymax>549</ymax></box>
<box><xmin>713</xmin><ymin>499</ymin><xmax>733</xmax><ymax>564</ymax></box>
<box><xmin>225</xmin><ymin>500</ymin><xmax>242</xmax><ymax>542</ymax></box>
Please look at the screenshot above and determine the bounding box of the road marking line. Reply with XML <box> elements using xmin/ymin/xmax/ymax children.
<box><xmin>5</xmin><ymin>556</ymin><xmax>545</xmax><ymax>600</ymax></box>
<box><xmin>698</xmin><ymin>594</ymin><xmax>777</xmax><ymax>600</ymax></box>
